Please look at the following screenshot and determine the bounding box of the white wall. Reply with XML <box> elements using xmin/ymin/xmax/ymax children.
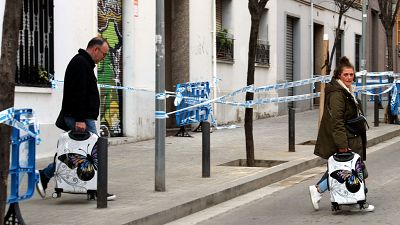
<box><xmin>189</xmin><ymin>0</ymin><xmax>212</xmax><ymax>82</ymax></box>
<box><xmin>210</xmin><ymin>0</ymin><xmax>279</xmax><ymax>124</ymax></box>
<box><xmin>122</xmin><ymin>0</ymin><xmax>155</xmax><ymax>140</ymax></box>
<box><xmin>210</xmin><ymin>0</ymin><xmax>362</xmax><ymax>123</ymax></box>
<box><xmin>1</xmin><ymin>0</ymin><xmax>363</xmax><ymax>158</ymax></box>
<box><xmin>13</xmin><ymin>0</ymin><xmax>98</xmax><ymax>158</ymax></box>
<box><xmin>0</xmin><ymin>0</ymin><xmax>4</xmax><ymax>50</ymax></box>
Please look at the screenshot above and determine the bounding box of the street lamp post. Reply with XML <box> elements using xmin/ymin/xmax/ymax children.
<box><xmin>155</xmin><ymin>0</ymin><xmax>166</xmax><ymax>192</ymax></box>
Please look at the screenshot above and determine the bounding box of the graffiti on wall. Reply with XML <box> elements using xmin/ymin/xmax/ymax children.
<box><xmin>98</xmin><ymin>0</ymin><xmax>123</xmax><ymax>137</ymax></box>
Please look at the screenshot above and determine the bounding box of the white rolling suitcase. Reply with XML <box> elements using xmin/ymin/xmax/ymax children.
<box><xmin>328</xmin><ymin>152</ymin><xmax>366</xmax><ymax>211</ymax></box>
<box><xmin>53</xmin><ymin>131</ymin><xmax>98</xmax><ymax>200</ymax></box>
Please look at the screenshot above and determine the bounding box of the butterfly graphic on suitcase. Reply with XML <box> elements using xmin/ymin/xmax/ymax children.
<box><xmin>329</xmin><ymin>158</ymin><xmax>364</xmax><ymax>193</ymax></box>
<box><xmin>58</xmin><ymin>144</ymin><xmax>98</xmax><ymax>181</ymax></box>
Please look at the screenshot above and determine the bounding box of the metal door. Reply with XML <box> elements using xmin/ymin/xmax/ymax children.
<box><xmin>286</xmin><ymin>16</ymin><xmax>294</xmax><ymax>108</ymax></box>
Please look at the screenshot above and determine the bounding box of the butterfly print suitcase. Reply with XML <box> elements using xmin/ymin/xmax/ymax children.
<box><xmin>52</xmin><ymin>131</ymin><xmax>98</xmax><ymax>200</ymax></box>
<box><xmin>328</xmin><ymin>152</ymin><xmax>366</xmax><ymax>211</ymax></box>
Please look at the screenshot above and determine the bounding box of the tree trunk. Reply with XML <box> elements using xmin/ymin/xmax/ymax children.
<box><xmin>0</xmin><ymin>0</ymin><xmax>22</xmax><ymax>221</ymax></box>
<box><xmin>327</xmin><ymin>11</ymin><xmax>344</xmax><ymax>75</ymax></box>
<box><xmin>245</xmin><ymin>0</ymin><xmax>268</xmax><ymax>167</ymax></box>
<box><xmin>245</xmin><ymin>16</ymin><xmax>259</xmax><ymax>167</ymax></box>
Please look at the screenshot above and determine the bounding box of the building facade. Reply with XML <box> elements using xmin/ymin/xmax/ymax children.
<box><xmin>0</xmin><ymin>0</ymin><xmax>368</xmax><ymax>157</ymax></box>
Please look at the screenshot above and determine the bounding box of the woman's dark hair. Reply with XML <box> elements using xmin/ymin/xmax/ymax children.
<box><xmin>87</xmin><ymin>37</ymin><xmax>108</xmax><ymax>48</ymax></box>
<box><xmin>333</xmin><ymin>56</ymin><xmax>355</xmax><ymax>79</ymax></box>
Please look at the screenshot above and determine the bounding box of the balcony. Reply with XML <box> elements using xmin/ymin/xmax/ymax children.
<box><xmin>216</xmin><ymin>30</ymin><xmax>234</xmax><ymax>62</ymax></box>
<box><xmin>255</xmin><ymin>40</ymin><xmax>270</xmax><ymax>66</ymax></box>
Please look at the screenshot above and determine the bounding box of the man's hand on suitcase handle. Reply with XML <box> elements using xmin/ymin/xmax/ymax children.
<box><xmin>338</xmin><ymin>148</ymin><xmax>350</xmax><ymax>153</ymax></box>
<box><xmin>75</xmin><ymin>122</ymin><xmax>86</xmax><ymax>132</ymax></box>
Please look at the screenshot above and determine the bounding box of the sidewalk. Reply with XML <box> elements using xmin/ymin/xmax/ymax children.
<box><xmin>19</xmin><ymin>102</ymin><xmax>400</xmax><ymax>225</ymax></box>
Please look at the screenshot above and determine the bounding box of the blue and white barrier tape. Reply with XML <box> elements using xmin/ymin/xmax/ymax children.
<box><xmin>0</xmin><ymin>108</ymin><xmax>41</xmax><ymax>144</ymax></box>
<box><xmin>355</xmin><ymin>83</ymin><xmax>395</xmax><ymax>96</ymax></box>
<box><xmin>0</xmin><ymin>107</ymin><xmax>14</xmax><ymax>124</ymax></box>
<box><xmin>356</xmin><ymin>71</ymin><xmax>396</xmax><ymax>77</ymax></box>
<box><xmin>254</xmin><ymin>76</ymin><xmax>331</xmax><ymax>93</ymax></box>
<box><xmin>216</xmin><ymin>93</ymin><xmax>320</xmax><ymax>108</ymax></box>
<box><xmin>155</xmin><ymin>111</ymin><xmax>168</xmax><ymax>119</ymax></box>
<box><xmin>52</xmin><ymin>79</ymin><xmax>154</xmax><ymax>93</ymax></box>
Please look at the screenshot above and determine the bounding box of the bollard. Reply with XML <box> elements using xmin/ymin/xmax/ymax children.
<box><xmin>289</xmin><ymin>107</ymin><xmax>295</xmax><ymax>152</ymax></box>
<box><xmin>97</xmin><ymin>137</ymin><xmax>108</xmax><ymax>208</ymax></box>
<box><xmin>374</xmin><ymin>95</ymin><xmax>379</xmax><ymax>127</ymax></box>
<box><xmin>202</xmin><ymin>121</ymin><xmax>210</xmax><ymax>177</ymax></box>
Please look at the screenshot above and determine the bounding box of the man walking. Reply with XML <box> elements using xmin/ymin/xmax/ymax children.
<box><xmin>36</xmin><ymin>37</ymin><xmax>116</xmax><ymax>201</ymax></box>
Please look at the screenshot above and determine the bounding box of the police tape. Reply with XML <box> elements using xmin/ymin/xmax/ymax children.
<box><xmin>51</xmin><ymin>74</ymin><xmax>398</xmax><ymax>119</ymax></box>
<box><xmin>254</xmin><ymin>75</ymin><xmax>332</xmax><ymax>93</ymax></box>
<box><xmin>51</xmin><ymin>75</ymin><xmax>329</xmax><ymax>100</ymax></box>
<box><xmin>355</xmin><ymin>71</ymin><xmax>395</xmax><ymax>77</ymax></box>
<box><xmin>0</xmin><ymin>107</ymin><xmax>41</xmax><ymax>144</ymax></box>
<box><xmin>51</xmin><ymin>70</ymin><xmax>398</xmax><ymax>98</ymax></box>
<box><xmin>355</xmin><ymin>83</ymin><xmax>395</xmax><ymax>96</ymax></box>
<box><xmin>51</xmin><ymin>79</ymin><xmax>154</xmax><ymax>93</ymax></box>
<box><xmin>216</xmin><ymin>93</ymin><xmax>321</xmax><ymax>108</ymax></box>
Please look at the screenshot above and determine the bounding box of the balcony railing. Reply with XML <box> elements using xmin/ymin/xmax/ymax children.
<box><xmin>255</xmin><ymin>40</ymin><xmax>270</xmax><ymax>66</ymax></box>
<box><xmin>216</xmin><ymin>31</ymin><xmax>234</xmax><ymax>62</ymax></box>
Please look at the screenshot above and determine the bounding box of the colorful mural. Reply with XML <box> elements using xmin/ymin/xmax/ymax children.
<box><xmin>97</xmin><ymin>0</ymin><xmax>123</xmax><ymax>137</ymax></box>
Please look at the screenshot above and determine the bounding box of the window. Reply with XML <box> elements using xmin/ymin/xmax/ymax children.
<box><xmin>355</xmin><ymin>34</ymin><xmax>361</xmax><ymax>71</ymax></box>
<box><xmin>16</xmin><ymin>0</ymin><xmax>54</xmax><ymax>87</ymax></box>
<box><xmin>216</xmin><ymin>29</ymin><xmax>234</xmax><ymax>61</ymax></box>
<box><xmin>256</xmin><ymin>9</ymin><xmax>270</xmax><ymax>66</ymax></box>
<box><xmin>216</xmin><ymin>0</ymin><xmax>234</xmax><ymax>62</ymax></box>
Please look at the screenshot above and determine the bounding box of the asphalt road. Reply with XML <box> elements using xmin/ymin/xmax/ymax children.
<box><xmin>171</xmin><ymin>137</ymin><xmax>400</xmax><ymax>225</ymax></box>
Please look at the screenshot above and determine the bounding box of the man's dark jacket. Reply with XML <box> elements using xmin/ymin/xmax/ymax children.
<box><xmin>61</xmin><ymin>49</ymin><xmax>100</xmax><ymax>122</ymax></box>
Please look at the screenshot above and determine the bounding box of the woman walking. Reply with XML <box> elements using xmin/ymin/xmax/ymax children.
<box><xmin>309</xmin><ymin>56</ymin><xmax>374</xmax><ymax>212</ymax></box>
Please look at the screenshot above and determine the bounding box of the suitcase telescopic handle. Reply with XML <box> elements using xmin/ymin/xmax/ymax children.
<box><xmin>68</xmin><ymin>130</ymin><xmax>91</xmax><ymax>141</ymax></box>
<box><xmin>333</xmin><ymin>152</ymin><xmax>354</xmax><ymax>162</ymax></box>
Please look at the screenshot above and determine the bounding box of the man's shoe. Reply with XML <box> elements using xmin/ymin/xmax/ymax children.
<box><xmin>309</xmin><ymin>185</ymin><xmax>322</xmax><ymax>210</ymax></box>
<box><xmin>107</xmin><ymin>193</ymin><xmax>116</xmax><ymax>201</ymax></box>
<box><xmin>349</xmin><ymin>203</ymin><xmax>375</xmax><ymax>212</ymax></box>
<box><xmin>36</xmin><ymin>170</ymin><xmax>49</xmax><ymax>199</ymax></box>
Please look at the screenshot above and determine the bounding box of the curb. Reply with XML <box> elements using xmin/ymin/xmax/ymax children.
<box><xmin>366</xmin><ymin>128</ymin><xmax>400</xmax><ymax>147</ymax></box>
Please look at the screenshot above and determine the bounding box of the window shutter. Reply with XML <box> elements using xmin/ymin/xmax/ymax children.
<box><xmin>216</xmin><ymin>0</ymin><xmax>222</xmax><ymax>32</ymax></box>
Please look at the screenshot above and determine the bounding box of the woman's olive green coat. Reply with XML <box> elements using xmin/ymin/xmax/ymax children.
<box><xmin>314</xmin><ymin>79</ymin><xmax>367</xmax><ymax>161</ymax></box>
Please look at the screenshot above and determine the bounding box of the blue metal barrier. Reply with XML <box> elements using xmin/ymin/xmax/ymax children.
<box><xmin>391</xmin><ymin>83</ymin><xmax>400</xmax><ymax>115</ymax></box>
<box><xmin>175</xmin><ymin>82</ymin><xmax>211</xmax><ymax>126</ymax></box>
<box><xmin>7</xmin><ymin>108</ymin><xmax>38</xmax><ymax>204</ymax></box>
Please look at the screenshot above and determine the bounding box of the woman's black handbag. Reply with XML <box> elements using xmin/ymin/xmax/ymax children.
<box><xmin>345</xmin><ymin>115</ymin><xmax>369</xmax><ymax>135</ymax></box>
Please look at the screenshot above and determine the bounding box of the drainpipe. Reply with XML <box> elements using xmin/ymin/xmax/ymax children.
<box><xmin>310</xmin><ymin>0</ymin><xmax>314</xmax><ymax>110</ymax></box>
<box><xmin>212</xmin><ymin>0</ymin><xmax>218</xmax><ymax>124</ymax></box>
<box><xmin>361</xmin><ymin>0</ymin><xmax>368</xmax><ymax>115</ymax></box>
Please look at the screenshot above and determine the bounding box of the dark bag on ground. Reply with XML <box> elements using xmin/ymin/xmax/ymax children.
<box><xmin>55</xmin><ymin>110</ymin><xmax>70</xmax><ymax>131</ymax></box>
<box><xmin>345</xmin><ymin>115</ymin><xmax>369</xmax><ymax>135</ymax></box>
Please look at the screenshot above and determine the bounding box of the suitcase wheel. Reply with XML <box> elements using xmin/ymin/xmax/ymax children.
<box><xmin>52</xmin><ymin>192</ymin><xmax>61</xmax><ymax>198</ymax></box>
<box><xmin>331</xmin><ymin>203</ymin><xmax>341</xmax><ymax>211</ymax></box>
<box><xmin>87</xmin><ymin>193</ymin><xmax>96</xmax><ymax>200</ymax></box>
